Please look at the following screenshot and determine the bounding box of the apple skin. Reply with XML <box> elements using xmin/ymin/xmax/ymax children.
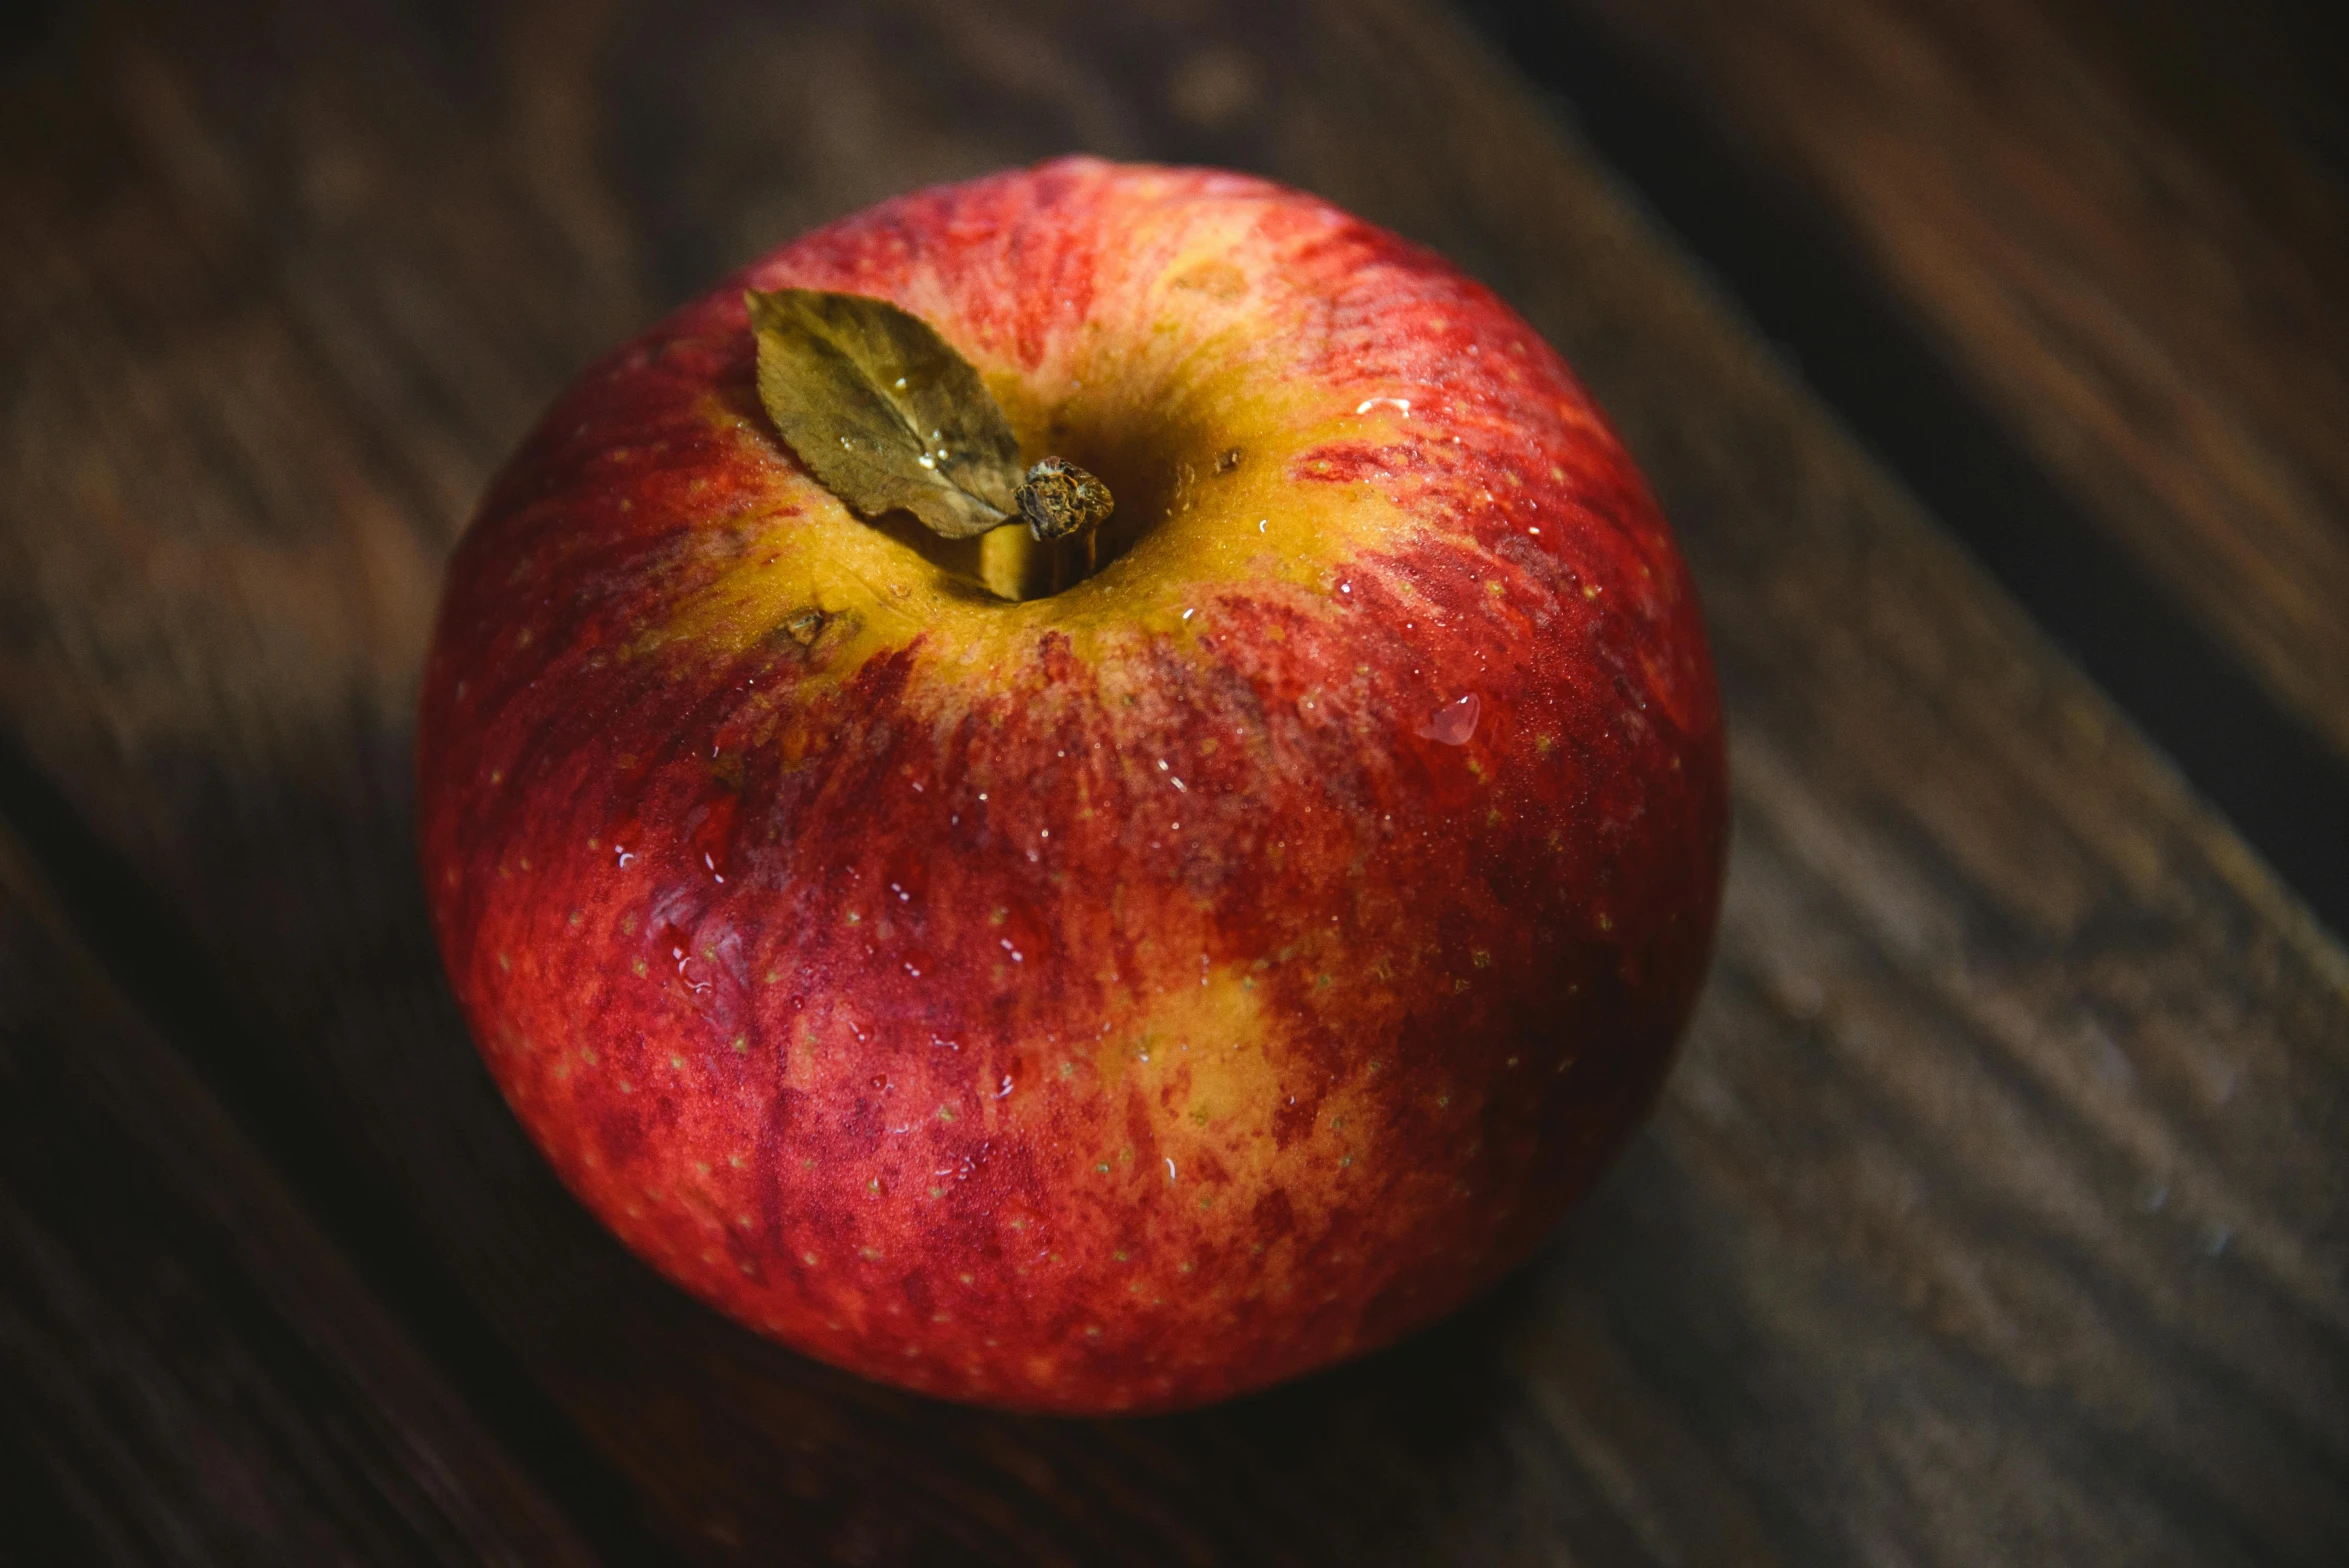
<box><xmin>418</xmin><ymin>157</ymin><xmax>1726</xmax><ymax>1415</ymax></box>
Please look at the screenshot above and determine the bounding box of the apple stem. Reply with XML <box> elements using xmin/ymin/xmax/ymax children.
<box><xmin>1015</xmin><ymin>457</ymin><xmax>1112</xmax><ymax>593</ymax></box>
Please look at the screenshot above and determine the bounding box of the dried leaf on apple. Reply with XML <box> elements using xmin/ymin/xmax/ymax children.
<box><xmin>747</xmin><ymin>288</ymin><xmax>1023</xmax><ymax>540</ymax></box>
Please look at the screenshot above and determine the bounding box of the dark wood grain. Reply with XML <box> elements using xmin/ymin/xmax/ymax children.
<box><xmin>1554</xmin><ymin>0</ymin><xmax>2349</xmax><ymax>770</ymax></box>
<box><xmin>2</xmin><ymin>0</ymin><xmax>2344</xmax><ymax>1562</ymax></box>
<box><xmin>0</xmin><ymin>821</ymin><xmax>598</xmax><ymax>1565</ymax></box>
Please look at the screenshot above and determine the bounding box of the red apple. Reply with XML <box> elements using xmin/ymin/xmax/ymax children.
<box><xmin>418</xmin><ymin>157</ymin><xmax>1726</xmax><ymax>1414</ymax></box>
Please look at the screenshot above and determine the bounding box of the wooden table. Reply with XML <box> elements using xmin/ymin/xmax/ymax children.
<box><xmin>3</xmin><ymin>1</ymin><xmax>2343</xmax><ymax>1562</ymax></box>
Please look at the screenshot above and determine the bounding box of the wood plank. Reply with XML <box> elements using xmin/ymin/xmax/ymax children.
<box><xmin>2</xmin><ymin>0</ymin><xmax>2343</xmax><ymax>1562</ymax></box>
<box><xmin>1552</xmin><ymin>0</ymin><xmax>2349</xmax><ymax>769</ymax></box>
<box><xmin>0</xmin><ymin>823</ymin><xmax>599</xmax><ymax>1564</ymax></box>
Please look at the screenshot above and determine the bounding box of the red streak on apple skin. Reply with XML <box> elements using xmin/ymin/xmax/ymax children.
<box><xmin>418</xmin><ymin>159</ymin><xmax>1726</xmax><ymax>1414</ymax></box>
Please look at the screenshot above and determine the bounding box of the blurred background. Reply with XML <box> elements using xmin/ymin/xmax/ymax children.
<box><xmin>2</xmin><ymin>0</ymin><xmax>2344</xmax><ymax>1563</ymax></box>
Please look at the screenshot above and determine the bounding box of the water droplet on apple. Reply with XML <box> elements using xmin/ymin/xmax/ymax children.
<box><xmin>1416</xmin><ymin>693</ymin><xmax>1480</xmax><ymax>746</ymax></box>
